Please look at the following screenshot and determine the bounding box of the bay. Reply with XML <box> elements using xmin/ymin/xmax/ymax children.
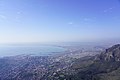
<box><xmin>0</xmin><ymin>44</ymin><xmax>66</xmax><ymax>57</ymax></box>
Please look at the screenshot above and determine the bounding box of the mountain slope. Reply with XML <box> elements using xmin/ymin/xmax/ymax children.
<box><xmin>0</xmin><ymin>44</ymin><xmax>120</xmax><ymax>80</ymax></box>
<box><xmin>62</xmin><ymin>44</ymin><xmax>120</xmax><ymax>80</ymax></box>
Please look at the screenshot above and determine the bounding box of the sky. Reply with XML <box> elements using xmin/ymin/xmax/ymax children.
<box><xmin>0</xmin><ymin>0</ymin><xmax>120</xmax><ymax>43</ymax></box>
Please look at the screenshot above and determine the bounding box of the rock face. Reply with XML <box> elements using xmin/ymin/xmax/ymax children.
<box><xmin>65</xmin><ymin>44</ymin><xmax>120</xmax><ymax>80</ymax></box>
<box><xmin>98</xmin><ymin>44</ymin><xmax>120</xmax><ymax>61</ymax></box>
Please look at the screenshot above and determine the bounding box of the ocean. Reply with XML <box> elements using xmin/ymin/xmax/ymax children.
<box><xmin>0</xmin><ymin>44</ymin><xmax>66</xmax><ymax>57</ymax></box>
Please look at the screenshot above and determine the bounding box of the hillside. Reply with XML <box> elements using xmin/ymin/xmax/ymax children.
<box><xmin>0</xmin><ymin>44</ymin><xmax>120</xmax><ymax>80</ymax></box>
<box><xmin>60</xmin><ymin>44</ymin><xmax>120</xmax><ymax>80</ymax></box>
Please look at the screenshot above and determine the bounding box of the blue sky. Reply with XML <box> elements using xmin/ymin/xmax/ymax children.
<box><xmin>0</xmin><ymin>0</ymin><xmax>120</xmax><ymax>43</ymax></box>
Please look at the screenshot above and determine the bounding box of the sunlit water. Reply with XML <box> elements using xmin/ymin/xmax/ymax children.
<box><xmin>0</xmin><ymin>45</ymin><xmax>66</xmax><ymax>57</ymax></box>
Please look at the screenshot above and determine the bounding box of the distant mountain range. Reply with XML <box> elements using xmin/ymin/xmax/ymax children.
<box><xmin>0</xmin><ymin>44</ymin><xmax>120</xmax><ymax>80</ymax></box>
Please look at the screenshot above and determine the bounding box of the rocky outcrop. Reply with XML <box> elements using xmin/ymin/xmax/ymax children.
<box><xmin>98</xmin><ymin>44</ymin><xmax>120</xmax><ymax>61</ymax></box>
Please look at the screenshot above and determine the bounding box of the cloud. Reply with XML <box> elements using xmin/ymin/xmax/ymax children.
<box><xmin>83</xmin><ymin>18</ymin><xmax>93</xmax><ymax>22</ymax></box>
<box><xmin>103</xmin><ymin>10</ymin><xmax>107</xmax><ymax>13</ymax></box>
<box><xmin>15</xmin><ymin>11</ymin><xmax>23</xmax><ymax>22</ymax></box>
<box><xmin>17</xmin><ymin>10</ymin><xmax>23</xmax><ymax>15</ymax></box>
<box><xmin>103</xmin><ymin>7</ymin><xmax>114</xmax><ymax>13</ymax></box>
<box><xmin>0</xmin><ymin>15</ymin><xmax>6</xmax><ymax>19</ymax></box>
<box><xmin>17</xmin><ymin>11</ymin><xmax>22</xmax><ymax>15</ymax></box>
<box><xmin>84</xmin><ymin>18</ymin><xmax>90</xmax><ymax>21</ymax></box>
<box><xmin>68</xmin><ymin>22</ymin><xmax>73</xmax><ymax>25</ymax></box>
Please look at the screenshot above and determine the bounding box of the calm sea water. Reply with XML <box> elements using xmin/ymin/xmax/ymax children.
<box><xmin>0</xmin><ymin>45</ymin><xmax>66</xmax><ymax>57</ymax></box>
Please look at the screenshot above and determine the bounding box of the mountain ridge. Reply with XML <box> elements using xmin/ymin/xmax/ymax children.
<box><xmin>64</xmin><ymin>44</ymin><xmax>120</xmax><ymax>80</ymax></box>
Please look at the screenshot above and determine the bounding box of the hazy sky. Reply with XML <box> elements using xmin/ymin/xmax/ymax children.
<box><xmin>0</xmin><ymin>0</ymin><xmax>120</xmax><ymax>43</ymax></box>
